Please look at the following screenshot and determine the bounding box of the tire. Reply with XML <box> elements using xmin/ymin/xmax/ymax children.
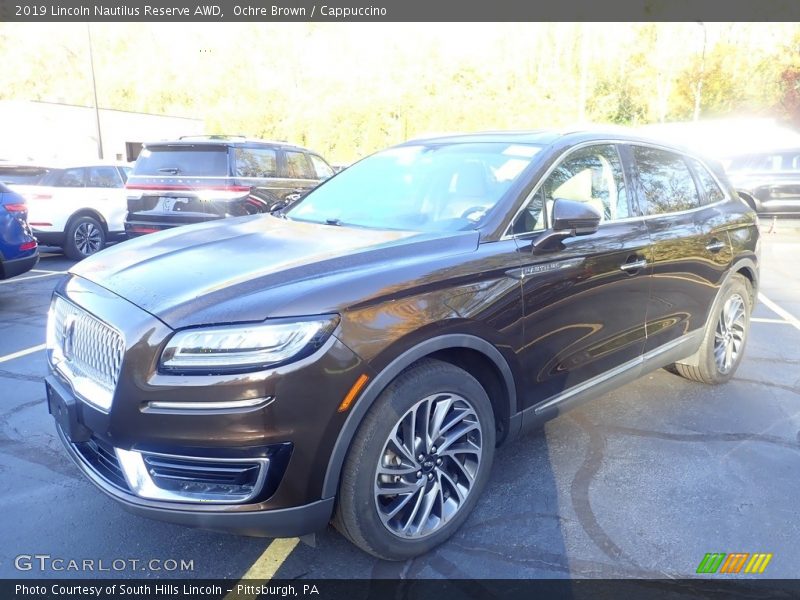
<box><xmin>673</xmin><ymin>273</ymin><xmax>752</xmax><ymax>385</ymax></box>
<box><xmin>64</xmin><ymin>216</ymin><xmax>106</xmax><ymax>260</ymax></box>
<box><xmin>333</xmin><ymin>358</ymin><xmax>496</xmax><ymax>560</ymax></box>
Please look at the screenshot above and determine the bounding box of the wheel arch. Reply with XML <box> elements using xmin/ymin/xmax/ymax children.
<box><xmin>321</xmin><ymin>334</ymin><xmax>518</xmax><ymax>499</ymax></box>
<box><xmin>676</xmin><ymin>256</ymin><xmax>758</xmax><ymax>368</ymax></box>
<box><xmin>66</xmin><ymin>209</ymin><xmax>109</xmax><ymax>234</ymax></box>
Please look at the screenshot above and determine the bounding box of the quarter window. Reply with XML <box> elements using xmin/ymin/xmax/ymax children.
<box><xmin>633</xmin><ymin>146</ymin><xmax>700</xmax><ymax>215</ymax></box>
<box><xmin>688</xmin><ymin>159</ymin><xmax>725</xmax><ymax>204</ymax></box>
<box><xmin>234</xmin><ymin>147</ymin><xmax>277</xmax><ymax>178</ymax></box>
<box><xmin>511</xmin><ymin>144</ymin><xmax>629</xmax><ymax>235</ymax></box>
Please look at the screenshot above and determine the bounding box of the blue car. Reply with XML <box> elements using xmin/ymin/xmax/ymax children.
<box><xmin>0</xmin><ymin>182</ymin><xmax>38</xmax><ymax>279</ymax></box>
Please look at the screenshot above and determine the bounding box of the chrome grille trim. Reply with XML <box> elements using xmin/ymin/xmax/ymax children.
<box><xmin>48</xmin><ymin>295</ymin><xmax>125</xmax><ymax>412</ymax></box>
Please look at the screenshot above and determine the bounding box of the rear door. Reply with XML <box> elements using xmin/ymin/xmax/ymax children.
<box><xmin>629</xmin><ymin>145</ymin><xmax>733</xmax><ymax>354</ymax></box>
<box><xmin>29</xmin><ymin>167</ymin><xmax>88</xmax><ymax>232</ymax></box>
<box><xmin>512</xmin><ymin>143</ymin><xmax>651</xmax><ymax>411</ymax></box>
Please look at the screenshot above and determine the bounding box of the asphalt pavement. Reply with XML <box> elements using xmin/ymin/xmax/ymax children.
<box><xmin>1</xmin><ymin>221</ymin><xmax>799</xmax><ymax>580</ymax></box>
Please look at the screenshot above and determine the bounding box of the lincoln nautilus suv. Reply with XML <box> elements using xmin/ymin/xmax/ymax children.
<box><xmin>47</xmin><ymin>130</ymin><xmax>759</xmax><ymax>559</ymax></box>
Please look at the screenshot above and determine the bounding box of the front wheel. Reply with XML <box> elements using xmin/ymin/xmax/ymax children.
<box><xmin>334</xmin><ymin>359</ymin><xmax>495</xmax><ymax>560</ymax></box>
<box><xmin>64</xmin><ymin>216</ymin><xmax>106</xmax><ymax>260</ymax></box>
<box><xmin>673</xmin><ymin>273</ymin><xmax>752</xmax><ymax>384</ymax></box>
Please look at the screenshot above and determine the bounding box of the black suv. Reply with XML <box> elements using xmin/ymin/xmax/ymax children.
<box><xmin>124</xmin><ymin>136</ymin><xmax>333</xmax><ymax>236</ymax></box>
<box><xmin>47</xmin><ymin>130</ymin><xmax>759</xmax><ymax>560</ymax></box>
<box><xmin>726</xmin><ymin>148</ymin><xmax>800</xmax><ymax>216</ymax></box>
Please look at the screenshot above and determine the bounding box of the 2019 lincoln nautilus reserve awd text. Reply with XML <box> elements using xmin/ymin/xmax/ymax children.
<box><xmin>46</xmin><ymin>130</ymin><xmax>759</xmax><ymax>559</ymax></box>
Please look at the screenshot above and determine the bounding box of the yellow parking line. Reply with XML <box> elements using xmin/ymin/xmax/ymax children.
<box><xmin>758</xmin><ymin>293</ymin><xmax>800</xmax><ymax>332</ymax></box>
<box><xmin>0</xmin><ymin>343</ymin><xmax>46</xmax><ymax>364</ymax></box>
<box><xmin>224</xmin><ymin>537</ymin><xmax>299</xmax><ymax>600</ymax></box>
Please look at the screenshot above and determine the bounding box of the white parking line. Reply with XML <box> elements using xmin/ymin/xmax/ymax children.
<box><xmin>758</xmin><ymin>293</ymin><xmax>800</xmax><ymax>333</ymax></box>
<box><xmin>0</xmin><ymin>271</ymin><xmax>64</xmax><ymax>285</ymax></box>
<box><xmin>0</xmin><ymin>343</ymin><xmax>46</xmax><ymax>364</ymax></box>
<box><xmin>751</xmin><ymin>317</ymin><xmax>792</xmax><ymax>324</ymax></box>
<box><xmin>31</xmin><ymin>269</ymin><xmax>69</xmax><ymax>275</ymax></box>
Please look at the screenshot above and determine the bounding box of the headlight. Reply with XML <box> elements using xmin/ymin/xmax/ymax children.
<box><xmin>160</xmin><ymin>315</ymin><xmax>339</xmax><ymax>374</ymax></box>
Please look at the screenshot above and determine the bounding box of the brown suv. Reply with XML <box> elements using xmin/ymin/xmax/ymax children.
<box><xmin>47</xmin><ymin>130</ymin><xmax>759</xmax><ymax>560</ymax></box>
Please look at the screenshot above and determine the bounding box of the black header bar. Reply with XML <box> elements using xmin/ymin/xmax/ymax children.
<box><xmin>2</xmin><ymin>0</ymin><xmax>800</xmax><ymax>22</ymax></box>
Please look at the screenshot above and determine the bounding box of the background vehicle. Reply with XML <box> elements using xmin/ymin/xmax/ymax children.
<box><xmin>725</xmin><ymin>147</ymin><xmax>800</xmax><ymax>216</ymax></box>
<box><xmin>0</xmin><ymin>182</ymin><xmax>38</xmax><ymax>279</ymax></box>
<box><xmin>1</xmin><ymin>162</ymin><xmax>132</xmax><ymax>260</ymax></box>
<box><xmin>47</xmin><ymin>130</ymin><xmax>758</xmax><ymax>560</ymax></box>
<box><xmin>124</xmin><ymin>136</ymin><xmax>334</xmax><ymax>237</ymax></box>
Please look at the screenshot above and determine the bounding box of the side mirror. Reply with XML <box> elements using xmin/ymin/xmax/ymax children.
<box><xmin>532</xmin><ymin>198</ymin><xmax>601</xmax><ymax>252</ymax></box>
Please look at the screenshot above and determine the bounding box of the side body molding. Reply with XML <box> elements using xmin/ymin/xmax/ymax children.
<box><xmin>321</xmin><ymin>334</ymin><xmax>518</xmax><ymax>499</ymax></box>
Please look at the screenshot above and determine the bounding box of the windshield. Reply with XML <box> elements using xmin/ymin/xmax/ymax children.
<box><xmin>286</xmin><ymin>142</ymin><xmax>541</xmax><ymax>231</ymax></box>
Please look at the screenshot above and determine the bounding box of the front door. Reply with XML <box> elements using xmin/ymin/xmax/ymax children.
<box><xmin>510</xmin><ymin>143</ymin><xmax>651</xmax><ymax>411</ymax></box>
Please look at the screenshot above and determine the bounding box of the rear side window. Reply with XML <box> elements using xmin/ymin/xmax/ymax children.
<box><xmin>0</xmin><ymin>166</ymin><xmax>49</xmax><ymax>185</ymax></box>
<box><xmin>285</xmin><ymin>151</ymin><xmax>315</xmax><ymax>179</ymax></box>
<box><xmin>133</xmin><ymin>146</ymin><xmax>228</xmax><ymax>177</ymax></box>
<box><xmin>56</xmin><ymin>168</ymin><xmax>86</xmax><ymax>188</ymax></box>
<box><xmin>309</xmin><ymin>154</ymin><xmax>334</xmax><ymax>179</ymax></box>
<box><xmin>688</xmin><ymin>159</ymin><xmax>725</xmax><ymax>204</ymax></box>
<box><xmin>87</xmin><ymin>166</ymin><xmax>122</xmax><ymax>188</ymax></box>
<box><xmin>633</xmin><ymin>146</ymin><xmax>700</xmax><ymax>215</ymax></box>
<box><xmin>234</xmin><ymin>147</ymin><xmax>277</xmax><ymax>178</ymax></box>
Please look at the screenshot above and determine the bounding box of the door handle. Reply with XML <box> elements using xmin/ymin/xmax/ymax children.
<box><xmin>620</xmin><ymin>258</ymin><xmax>648</xmax><ymax>272</ymax></box>
<box><xmin>705</xmin><ymin>239</ymin><xmax>725</xmax><ymax>253</ymax></box>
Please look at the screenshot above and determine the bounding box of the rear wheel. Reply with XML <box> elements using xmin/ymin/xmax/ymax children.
<box><xmin>673</xmin><ymin>273</ymin><xmax>751</xmax><ymax>384</ymax></box>
<box><xmin>334</xmin><ymin>359</ymin><xmax>495</xmax><ymax>560</ymax></box>
<box><xmin>64</xmin><ymin>216</ymin><xmax>106</xmax><ymax>260</ymax></box>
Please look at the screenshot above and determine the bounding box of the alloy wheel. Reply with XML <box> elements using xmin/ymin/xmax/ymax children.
<box><xmin>714</xmin><ymin>293</ymin><xmax>746</xmax><ymax>374</ymax></box>
<box><xmin>74</xmin><ymin>222</ymin><xmax>102</xmax><ymax>256</ymax></box>
<box><xmin>374</xmin><ymin>392</ymin><xmax>483</xmax><ymax>539</ymax></box>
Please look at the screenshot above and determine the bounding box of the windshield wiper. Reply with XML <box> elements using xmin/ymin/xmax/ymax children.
<box><xmin>157</xmin><ymin>167</ymin><xmax>180</xmax><ymax>175</ymax></box>
<box><xmin>324</xmin><ymin>218</ymin><xmax>342</xmax><ymax>226</ymax></box>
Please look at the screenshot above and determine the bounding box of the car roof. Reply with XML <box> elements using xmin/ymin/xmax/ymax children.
<box><xmin>143</xmin><ymin>137</ymin><xmax>315</xmax><ymax>153</ymax></box>
<box><xmin>400</xmin><ymin>127</ymin><xmax>713</xmax><ymax>162</ymax></box>
<box><xmin>0</xmin><ymin>160</ymin><xmax>131</xmax><ymax>170</ymax></box>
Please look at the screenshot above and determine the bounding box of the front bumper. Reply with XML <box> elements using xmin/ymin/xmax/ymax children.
<box><xmin>47</xmin><ymin>274</ymin><xmax>369</xmax><ymax>536</ymax></box>
<box><xmin>55</xmin><ymin>419</ymin><xmax>333</xmax><ymax>537</ymax></box>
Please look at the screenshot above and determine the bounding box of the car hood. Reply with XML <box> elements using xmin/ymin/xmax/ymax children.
<box><xmin>70</xmin><ymin>215</ymin><xmax>479</xmax><ymax>328</ymax></box>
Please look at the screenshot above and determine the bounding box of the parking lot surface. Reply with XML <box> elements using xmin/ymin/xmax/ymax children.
<box><xmin>2</xmin><ymin>221</ymin><xmax>799</xmax><ymax>580</ymax></box>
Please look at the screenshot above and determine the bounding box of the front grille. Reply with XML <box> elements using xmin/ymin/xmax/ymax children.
<box><xmin>74</xmin><ymin>436</ymin><xmax>129</xmax><ymax>491</ymax></box>
<box><xmin>50</xmin><ymin>296</ymin><xmax>124</xmax><ymax>408</ymax></box>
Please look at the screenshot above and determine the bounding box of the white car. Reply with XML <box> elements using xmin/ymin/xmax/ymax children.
<box><xmin>0</xmin><ymin>162</ymin><xmax>132</xmax><ymax>259</ymax></box>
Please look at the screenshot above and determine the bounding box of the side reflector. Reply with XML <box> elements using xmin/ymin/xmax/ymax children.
<box><xmin>19</xmin><ymin>241</ymin><xmax>37</xmax><ymax>251</ymax></box>
<box><xmin>338</xmin><ymin>374</ymin><xmax>369</xmax><ymax>413</ymax></box>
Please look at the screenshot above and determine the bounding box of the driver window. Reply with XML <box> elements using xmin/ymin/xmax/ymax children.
<box><xmin>511</xmin><ymin>144</ymin><xmax>628</xmax><ymax>235</ymax></box>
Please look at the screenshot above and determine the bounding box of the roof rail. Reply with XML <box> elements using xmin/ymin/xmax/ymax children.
<box><xmin>177</xmin><ymin>134</ymin><xmax>248</xmax><ymax>141</ymax></box>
